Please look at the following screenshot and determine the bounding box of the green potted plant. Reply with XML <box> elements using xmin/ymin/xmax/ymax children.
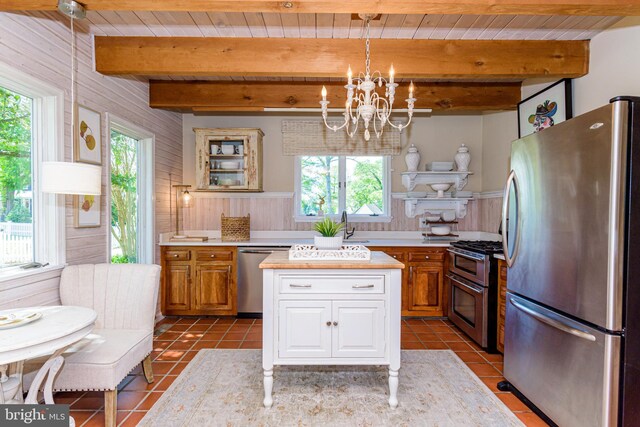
<box><xmin>313</xmin><ymin>217</ymin><xmax>344</xmax><ymax>250</ymax></box>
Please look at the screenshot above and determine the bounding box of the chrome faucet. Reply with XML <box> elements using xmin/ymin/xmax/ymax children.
<box><xmin>341</xmin><ymin>211</ymin><xmax>355</xmax><ymax>240</ymax></box>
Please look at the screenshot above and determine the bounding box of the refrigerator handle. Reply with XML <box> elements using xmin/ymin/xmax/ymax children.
<box><xmin>502</xmin><ymin>169</ymin><xmax>519</xmax><ymax>267</ymax></box>
<box><xmin>509</xmin><ymin>297</ymin><xmax>597</xmax><ymax>342</ymax></box>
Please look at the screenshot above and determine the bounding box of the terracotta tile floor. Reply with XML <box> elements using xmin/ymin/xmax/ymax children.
<box><xmin>57</xmin><ymin>317</ymin><xmax>548</xmax><ymax>426</ymax></box>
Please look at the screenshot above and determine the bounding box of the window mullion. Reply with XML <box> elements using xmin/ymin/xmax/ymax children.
<box><xmin>339</xmin><ymin>156</ymin><xmax>347</xmax><ymax>213</ymax></box>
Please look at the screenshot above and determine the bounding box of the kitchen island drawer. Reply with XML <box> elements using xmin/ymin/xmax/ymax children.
<box><xmin>279</xmin><ymin>275</ymin><xmax>385</xmax><ymax>294</ymax></box>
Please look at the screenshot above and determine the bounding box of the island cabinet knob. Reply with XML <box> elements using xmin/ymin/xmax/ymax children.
<box><xmin>333</xmin><ymin>321</ymin><xmax>338</xmax><ymax>326</ymax></box>
<box><xmin>425</xmin><ymin>255</ymin><xmax>430</xmax><ymax>259</ymax></box>
<box><xmin>210</xmin><ymin>254</ymin><xmax>215</xmax><ymax>258</ymax></box>
<box><xmin>326</xmin><ymin>321</ymin><xmax>332</xmax><ymax>326</ymax></box>
<box><xmin>393</xmin><ymin>255</ymin><xmax>397</xmax><ymax>258</ymax></box>
<box><xmin>173</xmin><ymin>254</ymin><xmax>179</xmax><ymax>257</ymax></box>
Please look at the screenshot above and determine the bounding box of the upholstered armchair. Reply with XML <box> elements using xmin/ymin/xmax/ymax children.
<box><xmin>25</xmin><ymin>263</ymin><xmax>161</xmax><ymax>427</ymax></box>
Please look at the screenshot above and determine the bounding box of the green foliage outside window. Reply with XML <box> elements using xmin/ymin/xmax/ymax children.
<box><xmin>346</xmin><ymin>157</ymin><xmax>383</xmax><ymax>214</ymax></box>
<box><xmin>0</xmin><ymin>87</ymin><xmax>32</xmax><ymax>223</ymax></box>
<box><xmin>110</xmin><ymin>130</ymin><xmax>138</xmax><ymax>264</ymax></box>
<box><xmin>299</xmin><ymin>155</ymin><xmax>385</xmax><ymax>216</ymax></box>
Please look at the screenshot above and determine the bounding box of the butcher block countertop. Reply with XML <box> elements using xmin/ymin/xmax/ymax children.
<box><xmin>259</xmin><ymin>251</ymin><xmax>405</xmax><ymax>270</ymax></box>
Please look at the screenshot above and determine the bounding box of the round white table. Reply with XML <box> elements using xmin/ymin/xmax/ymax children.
<box><xmin>0</xmin><ymin>306</ymin><xmax>96</xmax><ymax>406</ymax></box>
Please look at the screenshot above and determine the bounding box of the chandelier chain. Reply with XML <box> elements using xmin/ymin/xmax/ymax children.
<box><xmin>71</xmin><ymin>15</ymin><xmax>76</xmax><ymax>145</ymax></box>
<box><xmin>364</xmin><ymin>18</ymin><xmax>371</xmax><ymax>76</ymax></box>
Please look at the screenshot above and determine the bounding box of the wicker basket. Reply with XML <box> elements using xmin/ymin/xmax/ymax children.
<box><xmin>221</xmin><ymin>213</ymin><xmax>250</xmax><ymax>242</ymax></box>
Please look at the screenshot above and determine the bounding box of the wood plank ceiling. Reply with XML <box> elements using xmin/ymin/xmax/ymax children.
<box><xmin>27</xmin><ymin>8</ymin><xmax>626</xmax><ymax>111</ymax></box>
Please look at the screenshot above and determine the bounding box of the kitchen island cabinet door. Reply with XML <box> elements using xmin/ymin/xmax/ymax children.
<box><xmin>407</xmin><ymin>262</ymin><xmax>444</xmax><ymax>316</ymax></box>
<box><xmin>193</xmin><ymin>263</ymin><xmax>237</xmax><ymax>315</ymax></box>
<box><xmin>278</xmin><ymin>300</ymin><xmax>332</xmax><ymax>358</ymax></box>
<box><xmin>332</xmin><ymin>300</ymin><xmax>385</xmax><ymax>358</ymax></box>
<box><xmin>164</xmin><ymin>264</ymin><xmax>191</xmax><ymax>312</ymax></box>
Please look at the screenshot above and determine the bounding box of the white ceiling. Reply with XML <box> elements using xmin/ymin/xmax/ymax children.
<box><xmin>83</xmin><ymin>12</ymin><xmax>621</xmax><ymax>40</ymax></box>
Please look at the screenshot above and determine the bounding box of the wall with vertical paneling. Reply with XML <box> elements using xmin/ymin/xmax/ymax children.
<box><xmin>182</xmin><ymin>194</ymin><xmax>502</xmax><ymax>233</ymax></box>
<box><xmin>0</xmin><ymin>11</ymin><xmax>182</xmax><ymax>307</ymax></box>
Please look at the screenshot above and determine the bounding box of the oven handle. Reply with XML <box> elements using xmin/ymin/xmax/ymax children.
<box><xmin>446</xmin><ymin>274</ymin><xmax>484</xmax><ymax>295</ymax></box>
<box><xmin>446</xmin><ymin>248</ymin><xmax>485</xmax><ymax>262</ymax></box>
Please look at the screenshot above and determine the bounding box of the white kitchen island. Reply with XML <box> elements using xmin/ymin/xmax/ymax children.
<box><xmin>259</xmin><ymin>251</ymin><xmax>404</xmax><ymax>408</ymax></box>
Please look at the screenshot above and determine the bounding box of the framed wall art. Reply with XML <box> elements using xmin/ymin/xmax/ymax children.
<box><xmin>74</xmin><ymin>194</ymin><xmax>101</xmax><ymax>228</ymax></box>
<box><xmin>74</xmin><ymin>104</ymin><xmax>102</xmax><ymax>165</ymax></box>
<box><xmin>517</xmin><ymin>79</ymin><xmax>573</xmax><ymax>138</ymax></box>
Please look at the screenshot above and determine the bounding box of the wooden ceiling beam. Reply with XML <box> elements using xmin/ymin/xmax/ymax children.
<box><xmin>3</xmin><ymin>0</ymin><xmax>639</xmax><ymax>15</ymax></box>
<box><xmin>149</xmin><ymin>80</ymin><xmax>522</xmax><ymax>112</ymax></box>
<box><xmin>96</xmin><ymin>37</ymin><xmax>588</xmax><ymax>80</ymax></box>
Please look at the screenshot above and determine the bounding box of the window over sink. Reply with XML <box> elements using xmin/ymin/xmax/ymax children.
<box><xmin>294</xmin><ymin>155</ymin><xmax>391</xmax><ymax>222</ymax></box>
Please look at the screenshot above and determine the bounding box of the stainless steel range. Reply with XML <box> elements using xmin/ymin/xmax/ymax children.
<box><xmin>447</xmin><ymin>240</ymin><xmax>502</xmax><ymax>352</ymax></box>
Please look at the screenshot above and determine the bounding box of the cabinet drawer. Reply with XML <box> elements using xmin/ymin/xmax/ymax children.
<box><xmin>195</xmin><ymin>249</ymin><xmax>234</xmax><ymax>262</ymax></box>
<box><xmin>384</xmin><ymin>251</ymin><xmax>405</xmax><ymax>261</ymax></box>
<box><xmin>408</xmin><ymin>250</ymin><xmax>445</xmax><ymax>262</ymax></box>
<box><xmin>164</xmin><ymin>250</ymin><xmax>190</xmax><ymax>261</ymax></box>
<box><xmin>279</xmin><ymin>275</ymin><xmax>385</xmax><ymax>294</ymax></box>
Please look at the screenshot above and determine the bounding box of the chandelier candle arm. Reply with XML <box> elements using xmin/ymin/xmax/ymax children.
<box><xmin>319</xmin><ymin>16</ymin><xmax>416</xmax><ymax>142</ymax></box>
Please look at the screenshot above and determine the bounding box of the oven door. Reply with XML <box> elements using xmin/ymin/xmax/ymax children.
<box><xmin>447</xmin><ymin>273</ymin><xmax>488</xmax><ymax>347</ymax></box>
<box><xmin>447</xmin><ymin>249</ymin><xmax>487</xmax><ymax>285</ymax></box>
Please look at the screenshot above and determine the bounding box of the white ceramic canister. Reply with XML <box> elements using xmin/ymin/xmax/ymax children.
<box><xmin>454</xmin><ymin>144</ymin><xmax>471</xmax><ymax>172</ymax></box>
<box><xmin>405</xmin><ymin>144</ymin><xmax>421</xmax><ymax>172</ymax></box>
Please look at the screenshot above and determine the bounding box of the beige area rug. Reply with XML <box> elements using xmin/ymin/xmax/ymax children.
<box><xmin>139</xmin><ymin>350</ymin><xmax>524</xmax><ymax>427</ymax></box>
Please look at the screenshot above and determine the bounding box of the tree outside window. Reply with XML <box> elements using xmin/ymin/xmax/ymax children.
<box><xmin>298</xmin><ymin>155</ymin><xmax>387</xmax><ymax>218</ymax></box>
<box><xmin>110</xmin><ymin>130</ymin><xmax>138</xmax><ymax>264</ymax></box>
<box><xmin>0</xmin><ymin>86</ymin><xmax>33</xmax><ymax>268</ymax></box>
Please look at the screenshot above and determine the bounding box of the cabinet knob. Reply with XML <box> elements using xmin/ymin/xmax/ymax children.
<box><xmin>210</xmin><ymin>254</ymin><xmax>215</xmax><ymax>258</ymax></box>
<box><xmin>425</xmin><ymin>255</ymin><xmax>430</xmax><ymax>259</ymax></box>
<box><xmin>393</xmin><ymin>255</ymin><xmax>397</xmax><ymax>259</ymax></box>
<box><xmin>173</xmin><ymin>254</ymin><xmax>179</xmax><ymax>258</ymax></box>
<box><xmin>326</xmin><ymin>321</ymin><xmax>332</xmax><ymax>326</ymax></box>
<box><xmin>333</xmin><ymin>321</ymin><xmax>338</xmax><ymax>326</ymax></box>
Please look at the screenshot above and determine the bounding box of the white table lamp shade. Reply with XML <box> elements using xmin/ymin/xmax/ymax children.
<box><xmin>41</xmin><ymin>162</ymin><xmax>102</xmax><ymax>195</ymax></box>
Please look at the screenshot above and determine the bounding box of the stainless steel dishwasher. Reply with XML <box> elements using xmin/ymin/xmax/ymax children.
<box><xmin>238</xmin><ymin>247</ymin><xmax>290</xmax><ymax>316</ymax></box>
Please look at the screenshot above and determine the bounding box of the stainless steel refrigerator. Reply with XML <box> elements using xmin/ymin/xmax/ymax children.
<box><xmin>500</xmin><ymin>96</ymin><xmax>640</xmax><ymax>427</ymax></box>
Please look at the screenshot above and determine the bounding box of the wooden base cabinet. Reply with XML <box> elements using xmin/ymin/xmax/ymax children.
<box><xmin>497</xmin><ymin>259</ymin><xmax>508</xmax><ymax>353</ymax></box>
<box><xmin>370</xmin><ymin>246</ymin><xmax>447</xmax><ymax>317</ymax></box>
<box><xmin>161</xmin><ymin>246</ymin><xmax>237</xmax><ymax>316</ymax></box>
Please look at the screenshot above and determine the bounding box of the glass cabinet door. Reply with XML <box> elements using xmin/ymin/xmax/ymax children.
<box><xmin>208</xmin><ymin>137</ymin><xmax>248</xmax><ymax>189</ymax></box>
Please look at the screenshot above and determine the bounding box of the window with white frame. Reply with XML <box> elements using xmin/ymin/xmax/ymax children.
<box><xmin>295</xmin><ymin>155</ymin><xmax>391</xmax><ymax>221</ymax></box>
<box><xmin>0</xmin><ymin>63</ymin><xmax>65</xmax><ymax>274</ymax></box>
<box><xmin>108</xmin><ymin>116</ymin><xmax>155</xmax><ymax>265</ymax></box>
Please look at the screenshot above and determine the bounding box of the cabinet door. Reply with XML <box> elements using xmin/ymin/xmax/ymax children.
<box><xmin>497</xmin><ymin>260</ymin><xmax>508</xmax><ymax>353</ymax></box>
<box><xmin>165</xmin><ymin>264</ymin><xmax>190</xmax><ymax>312</ymax></box>
<box><xmin>332</xmin><ymin>300</ymin><xmax>385</xmax><ymax>358</ymax></box>
<box><xmin>408</xmin><ymin>262</ymin><xmax>444</xmax><ymax>315</ymax></box>
<box><xmin>278</xmin><ymin>300</ymin><xmax>332</xmax><ymax>358</ymax></box>
<box><xmin>193</xmin><ymin>263</ymin><xmax>236</xmax><ymax>314</ymax></box>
